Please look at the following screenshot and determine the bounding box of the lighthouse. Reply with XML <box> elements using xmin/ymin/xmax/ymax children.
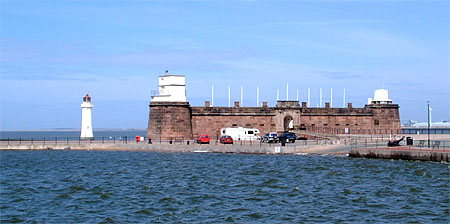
<box><xmin>80</xmin><ymin>93</ymin><xmax>94</xmax><ymax>139</ymax></box>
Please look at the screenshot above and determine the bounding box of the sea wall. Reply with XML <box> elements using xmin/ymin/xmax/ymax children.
<box><xmin>0</xmin><ymin>142</ymin><xmax>347</xmax><ymax>155</ymax></box>
<box><xmin>349</xmin><ymin>147</ymin><xmax>449</xmax><ymax>162</ymax></box>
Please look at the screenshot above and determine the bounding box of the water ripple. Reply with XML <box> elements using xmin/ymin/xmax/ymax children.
<box><xmin>0</xmin><ymin>151</ymin><xmax>448</xmax><ymax>223</ymax></box>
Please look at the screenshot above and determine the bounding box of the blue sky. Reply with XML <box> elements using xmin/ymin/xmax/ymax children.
<box><xmin>1</xmin><ymin>0</ymin><xmax>449</xmax><ymax>130</ymax></box>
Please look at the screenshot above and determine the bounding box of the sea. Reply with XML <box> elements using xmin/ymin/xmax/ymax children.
<box><xmin>0</xmin><ymin>131</ymin><xmax>449</xmax><ymax>223</ymax></box>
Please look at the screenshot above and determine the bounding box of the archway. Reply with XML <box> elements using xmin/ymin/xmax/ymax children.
<box><xmin>284</xmin><ymin>116</ymin><xmax>294</xmax><ymax>131</ymax></box>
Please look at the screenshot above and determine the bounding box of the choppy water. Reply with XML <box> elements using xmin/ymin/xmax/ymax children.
<box><xmin>1</xmin><ymin>151</ymin><xmax>448</xmax><ymax>223</ymax></box>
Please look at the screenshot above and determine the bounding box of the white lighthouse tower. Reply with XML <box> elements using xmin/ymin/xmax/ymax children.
<box><xmin>80</xmin><ymin>93</ymin><xmax>94</xmax><ymax>139</ymax></box>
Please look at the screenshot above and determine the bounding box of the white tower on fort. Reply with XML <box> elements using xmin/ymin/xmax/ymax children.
<box><xmin>151</xmin><ymin>70</ymin><xmax>187</xmax><ymax>102</ymax></box>
<box><xmin>80</xmin><ymin>93</ymin><xmax>94</xmax><ymax>139</ymax></box>
<box><xmin>368</xmin><ymin>89</ymin><xmax>392</xmax><ymax>104</ymax></box>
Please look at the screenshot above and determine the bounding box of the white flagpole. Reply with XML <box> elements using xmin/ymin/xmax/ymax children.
<box><xmin>228</xmin><ymin>86</ymin><xmax>231</xmax><ymax>107</ymax></box>
<box><xmin>241</xmin><ymin>86</ymin><xmax>243</xmax><ymax>106</ymax></box>
<box><xmin>330</xmin><ymin>88</ymin><xmax>333</xmax><ymax>108</ymax></box>
<box><xmin>256</xmin><ymin>86</ymin><xmax>259</xmax><ymax>107</ymax></box>
<box><xmin>320</xmin><ymin>88</ymin><xmax>322</xmax><ymax>107</ymax></box>
<box><xmin>286</xmin><ymin>83</ymin><xmax>289</xmax><ymax>101</ymax></box>
<box><xmin>343</xmin><ymin>88</ymin><xmax>346</xmax><ymax>108</ymax></box>
<box><xmin>308</xmin><ymin>88</ymin><xmax>310</xmax><ymax>107</ymax></box>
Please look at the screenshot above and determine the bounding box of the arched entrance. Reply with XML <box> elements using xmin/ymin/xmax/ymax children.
<box><xmin>284</xmin><ymin>116</ymin><xmax>294</xmax><ymax>131</ymax></box>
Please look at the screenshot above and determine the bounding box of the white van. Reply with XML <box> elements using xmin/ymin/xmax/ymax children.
<box><xmin>220</xmin><ymin>127</ymin><xmax>261</xmax><ymax>141</ymax></box>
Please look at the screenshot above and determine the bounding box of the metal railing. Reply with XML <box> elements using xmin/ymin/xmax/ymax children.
<box><xmin>297</xmin><ymin>126</ymin><xmax>403</xmax><ymax>135</ymax></box>
<box><xmin>1</xmin><ymin>136</ymin><xmax>448</xmax><ymax>152</ymax></box>
<box><xmin>0</xmin><ymin>136</ymin><xmax>128</xmax><ymax>145</ymax></box>
<box><xmin>0</xmin><ymin>136</ymin><xmax>340</xmax><ymax>147</ymax></box>
<box><xmin>349</xmin><ymin>138</ymin><xmax>449</xmax><ymax>152</ymax></box>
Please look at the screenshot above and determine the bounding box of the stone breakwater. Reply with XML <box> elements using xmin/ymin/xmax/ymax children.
<box><xmin>350</xmin><ymin>147</ymin><xmax>449</xmax><ymax>163</ymax></box>
<box><xmin>2</xmin><ymin>141</ymin><xmax>449</xmax><ymax>162</ymax></box>
<box><xmin>0</xmin><ymin>142</ymin><xmax>350</xmax><ymax>155</ymax></box>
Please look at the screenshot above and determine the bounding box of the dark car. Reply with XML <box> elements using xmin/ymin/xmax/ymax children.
<box><xmin>280</xmin><ymin>132</ymin><xmax>297</xmax><ymax>143</ymax></box>
<box><xmin>262</xmin><ymin>132</ymin><xmax>279</xmax><ymax>143</ymax></box>
<box><xmin>220</xmin><ymin>135</ymin><xmax>233</xmax><ymax>144</ymax></box>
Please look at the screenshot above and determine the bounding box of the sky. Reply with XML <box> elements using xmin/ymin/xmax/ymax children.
<box><xmin>0</xmin><ymin>0</ymin><xmax>449</xmax><ymax>130</ymax></box>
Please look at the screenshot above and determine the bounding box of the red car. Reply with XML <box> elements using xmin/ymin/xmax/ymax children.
<box><xmin>220</xmin><ymin>135</ymin><xmax>233</xmax><ymax>144</ymax></box>
<box><xmin>196</xmin><ymin>134</ymin><xmax>210</xmax><ymax>144</ymax></box>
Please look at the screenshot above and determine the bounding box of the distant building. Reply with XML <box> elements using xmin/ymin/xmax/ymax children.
<box><xmin>402</xmin><ymin>120</ymin><xmax>450</xmax><ymax>135</ymax></box>
<box><xmin>411</xmin><ymin>121</ymin><xmax>450</xmax><ymax>128</ymax></box>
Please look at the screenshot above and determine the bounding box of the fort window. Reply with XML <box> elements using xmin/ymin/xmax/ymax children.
<box><xmin>346</xmin><ymin>124</ymin><xmax>349</xmax><ymax>126</ymax></box>
<box><xmin>271</xmin><ymin>124</ymin><xmax>276</xmax><ymax>127</ymax></box>
<box><xmin>259</xmin><ymin>124</ymin><xmax>264</xmax><ymax>126</ymax></box>
<box><xmin>232</xmin><ymin>124</ymin><xmax>237</xmax><ymax>127</ymax></box>
<box><xmin>324</xmin><ymin>124</ymin><xmax>328</xmax><ymax>126</ymax></box>
<box><xmin>355</xmin><ymin>124</ymin><xmax>359</xmax><ymax>126</ymax></box>
<box><xmin>335</xmin><ymin>124</ymin><xmax>340</xmax><ymax>126</ymax></box>
<box><xmin>374</xmin><ymin>120</ymin><xmax>380</xmax><ymax>126</ymax></box>
<box><xmin>311</xmin><ymin>124</ymin><xmax>315</xmax><ymax>127</ymax></box>
<box><xmin>299</xmin><ymin>124</ymin><xmax>306</xmax><ymax>130</ymax></box>
<box><xmin>246</xmin><ymin>124</ymin><xmax>251</xmax><ymax>127</ymax></box>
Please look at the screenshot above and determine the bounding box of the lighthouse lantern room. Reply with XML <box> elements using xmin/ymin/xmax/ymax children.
<box><xmin>80</xmin><ymin>93</ymin><xmax>94</xmax><ymax>139</ymax></box>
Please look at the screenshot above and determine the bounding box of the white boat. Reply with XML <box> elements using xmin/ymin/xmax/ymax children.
<box><xmin>193</xmin><ymin>150</ymin><xmax>209</xmax><ymax>153</ymax></box>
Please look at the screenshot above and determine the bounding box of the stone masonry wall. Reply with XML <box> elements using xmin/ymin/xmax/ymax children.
<box><xmin>368</xmin><ymin>104</ymin><xmax>401</xmax><ymax>134</ymax></box>
<box><xmin>299</xmin><ymin>104</ymin><xmax>401</xmax><ymax>134</ymax></box>
<box><xmin>191</xmin><ymin>106</ymin><xmax>275</xmax><ymax>139</ymax></box>
<box><xmin>147</xmin><ymin>101</ymin><xmax>401</xmax><ymax>139</ymax></box>
<box><xmin>147</xmin><ymin>102</ymin><xmax>193</xmax><ymax>140</ymax></box>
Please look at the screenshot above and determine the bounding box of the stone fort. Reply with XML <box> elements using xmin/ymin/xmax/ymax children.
<box><xmin>147</xmin><ymin>73</ymin><xmax>400</xmax><ymax>140</ymax></box>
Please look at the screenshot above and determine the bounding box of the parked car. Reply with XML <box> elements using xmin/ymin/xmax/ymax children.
<box><xmin>196</xmin><ymin>134</ymin><xmax>210</xmax><ymax>144</ymax></box>
<box><xmin>262</xmin><ymin>132</ymin><xmax>279</xmax><ymax>143</ymax></box>
<box><xmin>280</xmin><ymin>132</ymin><xmax>297</xmax><ymax>143</ymax></box>
<box><xmin>220</xmin><ymin>135</ymin><xmax>233</xmax><ymax>144</ymax></box>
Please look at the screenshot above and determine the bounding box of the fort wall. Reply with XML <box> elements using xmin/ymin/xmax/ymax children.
<box><xmin>147</xmin><ymin>102</ymin><xmax>193</xmax><ymax>140</ymax></box>
<box><xmin>368</xmin><ymin>104</ymin><xmax>401</xmax><ymax>133</ymax></box>
<box><xmin>191</xmin><ymin>106</ymin><xmax>275</xmax><ymax>138</ymax></box>
<box><xmin>147</xmin><ymin>100</ymin><xmax>401</xmax><ymax>140</ymax></box>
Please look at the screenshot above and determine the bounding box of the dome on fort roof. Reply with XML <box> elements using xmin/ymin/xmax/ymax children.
<box><xmin>368</xmin><ymin>89</ymin><xmax>392</xmax><ymax>104</ymax></box>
